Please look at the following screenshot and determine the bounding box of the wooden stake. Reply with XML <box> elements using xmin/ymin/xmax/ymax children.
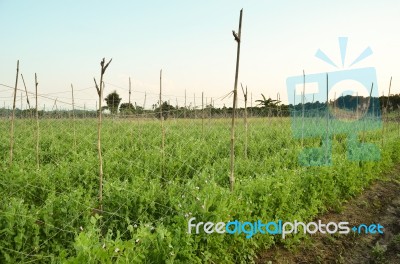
<box><xmin>229</xmin><ymin>9</ymin><xmax>243</xmax><ymax>192</ymax></box>
<box><xmin>301</xmin><ymin>70</ymin><xmax>305</xmax><ymax>148</ymax></box>
<box><xmin>356</xmin><ymin>92</ymin><xmax>359</xmax><ymax>120</ymax></box>
<box><xmin>52</xmin><ymin>98</ymin><xmax>58</xmax><ymax>111</ymax></box>
<box><xmin>325</xmin><ymin>73</ymin><xmax>329</xmax><ymax>164</ymax></box>
<box><xmin>21</xmin><ymin>74</ymin><xmax>32</xmax><ymax>118</ymax></box>
<box><xmin>363</xmin><ymin>83</ymin><xmax>374</xmax><ymax>142</ymax></box>
<box><xmin>276</xmin><ymin>93</ymin><xmax>279</xmax><ymax>117</ymax></box>
<box><xmin>160</xmin><ymin>69</ymin><xmax>165</xmax><ymax>177</ymax></box>
<box><xmin>129</xmin><ymin>77</ymin><xmax>131</xmax><ymax>105</ymax></box>
<box><xmin>10</xmin><ymin>60</ymin><xmax>19</xmax><ymax>165</ymax></box>
<box><xmin>387</xmin><ymin>77</ymin><xmax>392</xmax><ymax>112</ymax></box>
<box><xmin>397</xmin><ymin>104</ymin><xmax>400</xmax><ymax>137</ymax></box>
<box><xmin>184</xmin><ymin>89</ymin><xmax>187</xmax><ymax>118</ymax></box>
<box><xmin>210</xmin><ymin>97</ymin><xmax>213</xmax><ymax>120</ymax></box>
<box><xmin>241</xmin><ymin>83</ymin><xmax>248</xmax><ymax>159</ymax></box>
<box><xmin>382</xmin><ymin>77</ymin><xmax>392</xmax><ymax>146</ymax></box>
<box><xmin>35</xmin><ymin>74</ymin><xmax>39</xmax><ymax>169</ymax></box>
<box><xmin>71</xmin><ymin>84</ymin><xmax>76</xmax><ymax>150</ymax></box>
<box><xmin>93</xmin><ymin>58</ymin><xmax>112</xmax><ymax>213</ymax></box>
<box><xmin>202</xmin><ymin>92</ymin><xmax>204</xmax><ymax>135</ymax></box>
<box><xmin>293</xmin><ymin>89</ymin><xmax>296</xmax><ymax>120</ymax></box>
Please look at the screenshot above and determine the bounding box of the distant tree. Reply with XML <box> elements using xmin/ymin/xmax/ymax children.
<box><xmin>120</xmin><ymin>102</ymin><xmax>135</xmax><ymax>115</ymax></box>
<box><xmin>256</xmin><ymin>93</ymin><xmax>280</xmax><ymax>116</ymax></box>
<box><xmin>255</xmin><ymin>93</ymin><xmax>280</xmax><ymax>108</ymax></box>
<box><xmin>135</xmin><ymin>105</ymin><xmax>144</xmax><ymax>114</ymax></box>
<box><xmin>155</xmin><ymin>101</ymin><xmax>175</xmax><ymax>120</ymax></box>
<box><xmin>104</xmin><ymin>91</ymin><xmax>122</xmax><ymax>114</ymax></box>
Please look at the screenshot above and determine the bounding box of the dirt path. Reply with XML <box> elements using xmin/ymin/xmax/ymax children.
<box><xmin>256</xmin><ymin>165</ymin><xmax>400</xmax><ymax>264</ymax></box>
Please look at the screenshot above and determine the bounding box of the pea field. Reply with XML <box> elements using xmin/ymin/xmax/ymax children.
<box><xmin>1</xmin><ymin>115</ymin><xmax>400</xmax><ymax>263</ymax></box>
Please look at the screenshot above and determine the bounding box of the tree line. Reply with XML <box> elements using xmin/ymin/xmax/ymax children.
<box><xmin>2</xmin><ymin>92</ymin><xmax>400</xmax><ymax>119</ymax></box>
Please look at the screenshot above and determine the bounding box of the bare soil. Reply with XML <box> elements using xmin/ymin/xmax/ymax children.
<box><xmin>256</xmin><ymin>165</ymin><xmax>400</xmax><ymax>264</ymax></box>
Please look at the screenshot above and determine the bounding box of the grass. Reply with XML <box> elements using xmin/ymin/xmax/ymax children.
<box><xmin>0</xmin><ymin>117</ymin><xmax>399</xmax><ymax>263</ymax></box>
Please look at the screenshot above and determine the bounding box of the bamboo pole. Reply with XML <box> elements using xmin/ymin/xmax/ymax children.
<box><xmin>386</xmin><ymin>77</ymin><xmax>392</xmax><ymax>115</ymax></box>
<box><xmin>241</xmin><ymin>83</ymin><xmax>248</xmax><ymax>159</ymax></box>
<box><xmin>71</xmin><ymin>84</ymin><xmax>76</xmax><ymax>150</ymax></box>
<box><xmin>129</xmin><ymin>77</ymin><xmax>131</xmax><ymax>105</ymax></box>
<box><xmin>184</xmin><ymin>89</ymin><xmax>187</xmax><ymax>118</ymax></box>
<box><xmin>301</xmin><ymin>70</ymin><xmax>305</xmax><ymax>148</ymax></box>
<box><xmin>206</xmin><ymin>96</ymin><xmax>208</xmax><ymax>121</ymax></box>
<box><xmin>325</xmin><ymin>73</ymin><xmax>329</xmax><ymax>164</ymax></box>
<box><xmin>372</xmin><ymin>92</ymin><xmax>375</xmax><ymax>118</ymax></box>
<box><xmin>9</xmin><ymin>60</ymin><xmax>19</xmax><ymax>165</ymax></box>
<box><xmin>202</xmin><ymin>92</ymin><xmax>204</xmax><ymax>135</ymax></box>
<box><xmin>176</xmin><ymin>97</ymin><xmax>178</xmax><ymax>119</ymax></box>
<box><xmin>210</xmin><ymin>97</ymin><xmax>213</xmax><ymax>121</ymax></box>
<box><xmin>194</xmin><ymin>93</ymin><xmax>196</xmax><ymax>118</ymax></box>
<box><xmin>356</xmin><ymin>92</ymin><xmax>359</xmax><ymax>120</ymax></box>
<box><xmin>52</xmin><ymin>98</ymin><xmax>58</xmax><ymax>111</ymax></box>
<box><xmin>93</xmin><ymin>58</ymin><xmax>112</xmax><ymax>213</ymax></box>
<box><xmin>21</xmin><ymin>74</ymin><xmax>32</xmax><ymax>118</ymax></box>
<box><xmin>363</xmin><ymin>83</ymin><xmax>374</xmax><ymax>143</ymax></box>
<box><xmin>35</xmin><ymin>74</ymin><xmax>40</xmax><ymax>169</ymax></box>
<box><xmin>160</xmin><ymin>69</ymin><xmax>165</xmax><ymax>177</ymax></box>
<box><xmin>332</xmin><ymin>92</ymin><xmax>336</xmax><ymax>140</ymax></box>
<box><xmin>397</xmin><ymin>104</ymin><xmax>400</xmax><ymax>137</ymax></box>
<box><xmin>276</xmin><ymin>92</ymin><xmax>280</xmax><ymax>117</ymax></box>
<box><xmin>293</xmin><ymin>89</ymin><xmax>296</xmax><ymax>119</ymax></box>
<box><xmin>382</xmin><ymin>77</ymin><xmax>392</xmax><ymax>146</ymax></box>
<box><xmin>229</xmin><ymin>9</ymin><xmax>243</xmax><ymax>192</ymax></box>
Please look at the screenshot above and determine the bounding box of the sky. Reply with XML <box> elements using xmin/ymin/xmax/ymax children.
<box><xmin>0</xmin><ymin>0</ymin><xmax>399</xmax><ymax>110</ymax></box>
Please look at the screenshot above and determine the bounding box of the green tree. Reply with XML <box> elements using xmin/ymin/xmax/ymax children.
<box><xmin>155</xmin><ymin>101</ymin><xmax>175</xmax><ymax>120</ymax></box>
<box><xmin>119</xmin><ymin>103</ymin><xmax>135</xmax><ymax>115</ymax></box>
<box><xmin>104</xmin><ymin>91</ymin><xmax>122</xmax><ymax>115</ymax></box>
<box><xmin>256</xmin><ymin>93</ymin><xmax>280</xmax><ymax>116</ymax></box>
<box><xmin>255</xmin><ymin>93</ymin><xmax>280</xmax><ymax>108</ymax></box>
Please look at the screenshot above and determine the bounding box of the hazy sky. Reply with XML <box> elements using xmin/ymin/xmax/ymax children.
<box><xmin>1</xmin><ymin>0</ymin><xmax>399</xmax><ymax>110</ymax></box>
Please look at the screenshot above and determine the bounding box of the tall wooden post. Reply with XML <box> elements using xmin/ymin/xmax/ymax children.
<box><xmin>229</xmin><ymin>9</ymin><xmax>243</xmax><ymax>192</ymax></box>
<box><xmin>160</xmin><ymin>69</ymin><xmax>165</xmax><ymax>177</ymax></box>
<box><xmin>129</xmin><ymin>77</ymin><xmax>131</xmax><ymax>106</ymax></box>
<box><xmin>35</xmin><ymin>74</ymin><xmax>40</xmax><ymax>169</ymax></box>
<box><xmin>241</xmin><ymin>83</ymin><xmax>248</xmax><ymax>159</ymax></box>
<box><xmin>202</xmin><ymin>92</ymin><xmax>204</xmax><ymax>135</ymax></box>
<box><xmin>21</xmin><ymin>74</ymin><xmax>31</xmax><ymax>117</ymax></box>
<box><xmin>194</xmin><ymin>93</ymin><xmax>196</xmax><ymax>118</ymax></box>
<box><xmin>93</xmin><ymin>58</ymin><xmax>112</xmax><ymax>213</ymax></box>
<box><xmin>184</xmin><ymin>89</ymin><xmax>187</xmax><ymax>118</ymax></box>
<box><xmin>382</xmin><ymin>77</ymin><xmax>392</xmax><ymax>146</ymax></box>
<box><xmin>9</xmin><ymin>60</ymin><xmax>19</xmax><ymax>165</ymax></box>
<box><xmin>325</xmin><ymin>73</ymin><xmax>329</xmax><ymax>164</ymax></box>
<box><xmin>301</xmin><ymin>70</ymin><xmax>305</xmax><ymax>148</ymax></box>
<box><xmin>71</xmin><ymin>84</ymin><xmax>76</xmax><ymax>150</ymax></box>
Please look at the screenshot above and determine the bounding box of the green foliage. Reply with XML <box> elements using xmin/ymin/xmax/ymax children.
<box><xmin>119</xmin><ymin>103</ymin><xmax>135</xmax><ymax>115</ymax></box>
<box><xmin>105</xmin><ymin>91</ymin><xmax>122</xmax><ymax>114</ymax></box>
<box><xmin>0</xmin><ymin>118</ymin><xmax>399</xmax><ymax>263</ymax></box>
<box><xmin>154</xmin><ymin>102</ymin><xmax>175</xmax><ymax>120</ymax></box>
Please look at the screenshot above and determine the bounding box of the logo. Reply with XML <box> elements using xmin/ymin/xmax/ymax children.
<box><xmin>187</xmin><ymin>218</ymin><xmax>384</xmax><ymax>239</ymax></box>
<box><xmin>286</xmin><ymin>37</ymin><xmax>381</xmax><ymax>166</ymax></box>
